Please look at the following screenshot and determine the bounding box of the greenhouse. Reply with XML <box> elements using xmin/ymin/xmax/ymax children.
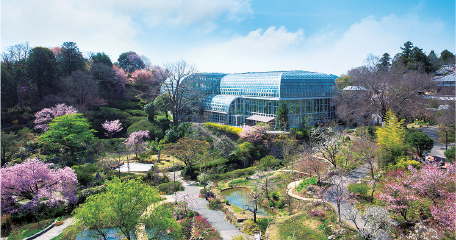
<box><xmin>160</xmin><ymin>70</ymin><xmax>338</xmax><ymax>128</ymax></box>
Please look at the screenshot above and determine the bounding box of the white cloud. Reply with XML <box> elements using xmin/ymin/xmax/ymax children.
<box><xmin>188</xmin><ymin>14</ymin><xmax>450</xmax><ymax>75</ymax></box>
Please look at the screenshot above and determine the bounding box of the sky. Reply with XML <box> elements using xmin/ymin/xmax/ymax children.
<box><xmin>2</xmin><ymin>0</ymin><xmax>455</xmax><ymax>76</ymax></box>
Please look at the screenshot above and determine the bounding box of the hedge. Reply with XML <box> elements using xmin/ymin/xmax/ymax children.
<box><xmin>203</xmin><ymin>122</ymin><xmax>242</xmax><ymax>135</ymax></box>
<box><xmin>157</xmin><ymin>181</ymin><xmax>184</xmax><ymax>194</ymax></box>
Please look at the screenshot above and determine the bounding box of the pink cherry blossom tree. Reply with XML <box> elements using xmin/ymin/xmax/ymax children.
<box><xmin>1</xmin><ymin>158</ymin><xmax>78</xmax><ymax>214</ymax></box>
<box><xmin>239</xmin><ymin>124</ymin><xmax>269</xmax><ymax>143</ymax></box>
<box><xmin>102</xmin><ymin>119</ymin><xmax>123</xmax><ymax>139</ymax></box>
<box><xmin>34</xmin><ymin>103</ymin><xmax>78</xmax><ymax>132</ymax></box>
<box><xmin>124</xmin><ymin>130</ymin><xmax>149</xmax><ymax>158</ymax></box>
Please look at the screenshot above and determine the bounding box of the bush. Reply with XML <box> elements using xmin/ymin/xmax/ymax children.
<box><xmin>347</xmin><ymin>182</ymin><xmax>369</xmax><ymax>196</ymax></box>
<box><xmin>157</xmin><ymin>181</ymin><xmax>183</xmax><ymax>194</ymax></box>
<box><xmin>71</xmin><ymin>163</ymin><xmax>98</xmax><ymax>187</ymax></box>
<box><xmin>387</xmin><ymin>156</ymin><xmax>422</xmax><ymax>171</ymax></box>
<box><xmin>211</xmin><ymin>166</ymin><xmax>257</xmax><ymax>181</ymax></box>
<box><xmin>126</xmin><ymin>109</ymin><xmax>146</xmax><ymax>116</ymax></box>
<box><xmin>127</xmin><ymin>119</ymin><xmax>164</xmax><ymax>140</ymax></box>
<box><xmin>444</xmin><ymin>146</ymin><xmax>455</xmax><ymax>162</ymax></box>
<box><xmin>258</xmin><ymin>155</ymin><xmax>280</xmax><ymax>170</ymax></box>
<box><xmin>296</xmin><ymin>177</ymin><xmax>317</xmax><ymax>193</ymax></box>
<box><xmin>208</xmin><ymin>199</ymin><xmax>223</xmax><ymax>210</ymax></box>
<box><xmin>203</xmin><ymin>122</ymin><xmax>242</xmax><ymax>135</ymax></box>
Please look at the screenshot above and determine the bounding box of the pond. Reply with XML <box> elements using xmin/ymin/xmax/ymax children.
<box><xmin>220</xmin><ymin>188</ymin><xmax>276</xmax><ymax>216</ymax></box>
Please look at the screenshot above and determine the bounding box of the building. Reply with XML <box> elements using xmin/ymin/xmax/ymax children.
<box><xmin>161</xmin><ymin>70</ymin><xmax>338</xmax><ymax>128</ymax></box>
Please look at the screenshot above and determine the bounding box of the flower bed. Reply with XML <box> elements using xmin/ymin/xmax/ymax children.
<box><xmin>193</xmin><ymin>215</ymin><xmax>221</xmax><ymax>240</ymax></box>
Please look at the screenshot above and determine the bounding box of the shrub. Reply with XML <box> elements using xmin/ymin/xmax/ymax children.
<box><xmin>296</xmin><ymin>177</ymin><xmax>317</xmax><ymax>193</ymax></box>
<box><xmin>259</xmin><ymin>155</ymin><xmax>280</xmax><ymax>170</ymax></box>
<box><xmin>126</xmin><ymin>109</ymin><xmax>146</xmax><ymax>116</ymax></box>
<box><xmin>208</xmin><ymin>199</ymin><xmax>223</xmax><ymax>211</ymax></box>
<box><xmin>203</xmin><ymin>122</ymin><xmax>242</xmax><ymax>135</ymax></box>
<box><xmin>444</xmin><ymin>146</ymin><xmax>455</xmax><ymax>162</ymax></box>
<box><xmin>347</xmin><ymin>182</ymin><xmax>369</xmax><ymax>196</ymax></box>
<box><xmin>127</xmin><ymin>119</ymin><xmax>164</xmax><ymax>140</ymax></box>
<box><xmin>387</xmin><ymin>156</ymin><xmax>422</xmax><ymax>171</ymax></box>
<box><xmin>157</xmin><ymin>181</ymin><xmax>183</xmax><ymax>195</ymax></box>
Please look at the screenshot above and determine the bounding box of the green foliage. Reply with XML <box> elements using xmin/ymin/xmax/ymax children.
<box><xmin>290</xmin><ymin>128</ymin><xmax>310</xmax><ymax>140</ymax></box>
<box><xmin>387</xmin><ymin>156</ymin><xmax>422</xmax><ymax>171</ymax></box>
<box><xmin>276</xmin><ymin>101</ymin><xmax>288</xmax><ymax>130</ymax></box>
<box><xmin>74</xmin><ymin>177</ymin><xmax>160</xmax><ymax>240</ymax></box>
<box><xmin>209</xmin><ymin>166</ymin><xmax>257</xmax><ymax>181</ymax></box>
<box><xmin>157</xmin><ymin>181</ymin><xmax>184</xmax><ymax>194</ymax></box>
<box><xmin>1</xmin><ymin>132</ymin><xmax>19</xmax><ymax>166</ymax></box>
<box><xmin>125</xmin><ymin>109</ymin><xmax>146</xmax><ymax>116</ymax></box>
<box><xmin>354</xmin><ymin>126</ymin><xmax>377</xmax><ymax>139</ymax></box>
<box><xmin>58</xmin><ymin>42</ymin><xmax>86</xmax><ymax>75</ymax></box>
<box><xmin>444</xmin><ymin>146</ymin><xmax>455</xmax><ymax>162</ymax></box>
<box><xmin>296</xmin><ymin>177</ymin><xmax>318</xmax><ymax>193</ymax></box>
<box><xmin>203</xmin><ymin>122</ymin><xmax>243</xmax><ymax>135</ymax></box>
<box><xmin>143</xmin><ymin>102</ymin><xmax>156</xmax><ymax>122</ymax></box>
<box><xmin>127</xmin><ymin>119</ymin><xmax>164</xmax><ymax>140</ymax></box>
<box><xmin>71</xmin><ymin>163</ymin><xmax>98</xmax><ymax>187</ymax></box>
<box><xmin>347</xmin><ymin>183</ymin><xmax>369</xmax><ymax>196</ymax></box>
<box><xmin>335</xmin><ymin>74</ymin><xmax>353</xmax><ymax>90</ymax></box>
<box><xmin>91</xmin><ymin>52</ymin><xmax>112</xmax><ymax>67</ymax></box>
<box><xmin>27</xmin><ymin>47</ymin><xmax>57</xmax><ymax>98</ymax></box>
<box><xmin>278</xmin><ymin>213</ymin><xmax>326</xmax><ymax>240</ymax></box>
<box><xmin>407</xmin><ymin>131</ymin><xmax>434</xmax><ymax>157</ymax></box>
<box><xmin>144</xmin><ymin>204</ymin><xmax>182</xmax><ymax>239</ymax></box>
<box><xmin>38</xmin><ymin>113</ymin><xmax>96</xmax><ymax>158</ymax></box>
<box><xmin>258</xmin><ymin>218</ymin><xmax>273</xmax><ymax>233</ymax></box>
<box><xmin>208</xmin><ymin>199</ymin><xmax>223</xmax><ymax>210</ymax></box>
<box><xmin>258</xmin><ymin>155</ymin><xmax>280</xmax><ymax>170</ymax></box>
<box><xmin>376</xmin><ymin>110</ymin><xmax>407</xmax><ymax>167</ymax></box>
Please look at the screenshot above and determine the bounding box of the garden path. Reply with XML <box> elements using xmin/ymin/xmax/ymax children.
<box><xmin>419</xmin><ymin>125</ymin><xmax>454</xmax><ymax>160</ymax></box>
<box><xmin>165</xmin><ymin>171</ymin><xmax>245</xmax><ymax>240</ymax></box>
<box><xmin>323</xmin><ymin>164</ymin><xmax>370</xmax><ymax>230</ymax></box>
<box><xmin>33</xmin><ymin>217</ymin><xmax>74</xmax><ymax>240</ymax></box>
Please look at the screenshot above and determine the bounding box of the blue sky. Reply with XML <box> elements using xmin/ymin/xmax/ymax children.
<box><xmin>2</xmin><ymin>0</ymin><xmax>455</xmax><ymax>75</ymax></box>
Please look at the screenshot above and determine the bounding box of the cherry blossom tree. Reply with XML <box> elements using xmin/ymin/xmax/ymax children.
<box><xmin>102</xmin><ymin>119</ymin><xmax>123</xmax><ymax>139</ymax></box>
<box><xmin>34</xmin><ymin>103</ymin><xmax>78</xmax><ymax>132</ymax></box>
<box><xmin>124</xmin><ymin>130</ymin><xmax>149</xmax><ymax>158</ymax></box>
<box><xmin>239</xmin><ymin>124</ymin><xmax>269</xmax><ymax>143</ymax></box>
<box><xmin>1</xmin><ymin>158</ymin><xmax>78</xmax><ymax>214</ymax></box>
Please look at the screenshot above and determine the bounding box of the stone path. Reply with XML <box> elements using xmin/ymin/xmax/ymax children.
<box><xmin>33</xmin><ymin>217</ymin><xmax>74</xmax><ymax>240</ymax></box>
<box><xmin>166</xmin><ymin>171</ymin><xmax>245</xmax><ymax>240</ymax></box>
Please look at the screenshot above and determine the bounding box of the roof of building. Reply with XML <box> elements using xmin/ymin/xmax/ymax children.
<box><xmin>202</xmin><ymin>94</ymin><xmax>241</xmax><ymax>113</ymax></box>
<box><xmin>342</xmin><ymin>86</ymin><xmax>367</xmax><ymax>90</ymax></box>
<box><xmin>434</xmin><ymin>72</ymin><xmax>456</xmax><ymax>82</ymax></box>
<box><xmin>246</xmin><ymin>115</ymin><xmax>275</xmax><ymax>122</ymax></box>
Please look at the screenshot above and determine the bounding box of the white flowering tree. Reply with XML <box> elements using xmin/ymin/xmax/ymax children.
<box><xmin>102</xmin><ymin>119</ymin><xmax>123</xmax><ymax>139</ymax></box>
<box><xmin>124</xmin><ymin>130</ymin><xmax>149</xmax><ymax>158</ymax></box>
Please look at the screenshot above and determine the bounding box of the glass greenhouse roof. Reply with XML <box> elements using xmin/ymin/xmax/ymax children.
<box><xmin>202</xmin><ymin>94</ymin><xmax>241</xmax><ymax>113</ymax></box>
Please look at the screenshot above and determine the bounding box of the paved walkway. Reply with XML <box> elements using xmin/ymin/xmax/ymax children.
<box><xmin>419</xmin><ymin>125</ymin><xmax>454</xmax><ymax>161</ymax></box>
<box><xmin>166</xmin><ymin>171</ymin><xmax>244</xmax><ymax>240</ymax></box>
<box><xmin>323</xmin><ymin>164</ymin><xmax>370</xmax><ymax>229</ymax></box>
<box><xmin>34</xmin><ymin>217</ymin><xmax>74</xmax><ymax>240</ymax></box>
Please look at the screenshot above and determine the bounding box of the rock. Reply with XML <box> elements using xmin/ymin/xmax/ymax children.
<box><xmin>328</xmin><ymin>235</ymin><xmax>336</xmax><ymax>239</ymax></box>
<box><xmin>333</xmin><ymin>229</ymin><xmax>346</xmax><ymax>235</ymax></box>
<box><xmin>306</xmin><ymin>186</ymin><xmax>315</xmax><ymax>192</ymax></box>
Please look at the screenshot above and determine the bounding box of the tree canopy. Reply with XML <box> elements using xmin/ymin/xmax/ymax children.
<box><xmin>407</xmin><ymin>131</ymin><xmax>434</xmax><ymax>158</ymax></box>
<box><xmin>117</xmin><ymin>51</ymin><xmax>145</xmax><ymax>73</ymax></box>
<box><xmin>27</xmin><ymin>47</ymin><xmax>57</xmax><ymax>99</ymax></box>
<box><xmin>58</xmin><ymin>42</ymin><xmax>86</xmax><ymax>76</ymax></box>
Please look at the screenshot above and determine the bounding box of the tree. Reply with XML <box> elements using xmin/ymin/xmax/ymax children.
<box><xmin>91</xmin><ymin>52</ymin><xmax>112</xmax><ymax>67</ymax></box>
<box><xmin>276</xmin><ymin>101</ymin><xmax>288</xmax><ymax>130</ymax></box>
<box><xmin>130</xmin><ymin>69</ymin><xmax>156</xmax><ymax>94</ymax></box>
<box><xmin>73</xmin><ymin>193</ymin><xmax>113</xmax><ymax>240</ymax></box>
<box><xmin>244</xmin><ymin>191</ymin><xmax>263</xmax><ymax>223</ymax></box>
<box><xmin>159</xmin><ymin>60</ymin><xmax>197</xmax><ymax>127</ymax></box>
<box><xmin>58</xmin><ymin>42</ymin><xmax>86</xmax><ymax>76</ymax></box>
<box><xmin>38</xmin><ymin>113</ymin><xmax>96</xmax><ymax>160</ymax></box>
<box><xmin>1</xmin><ymin>132</ymin><xmax>19</xmax><ymax>166</ymax></box>
<box><xmin>428</xmin><ymin>50</ymin><xmax>441</xmax><ymax>71</ymax></box>
<box><xmin>154</xmin><ymin>93</ymin><xmax>172</xmax><ymax>119</ymax></box>
<box><xmin>124</xmin><ymin>130</ymin><xmax>150</xmax><ymax>158</ymax></box>
<box><xmin>311</xmin><ymin>124</ymin><xmax>344</xmax><ymax>168</ymax></box>
<box><xmin>162</xmin><ymin>138</ymin><xmax>210</xmax><ymax>169</ymax></box>
<box><xmin>440</xmin><ymin>49</ymin><xmax>455</xmax><ymax>65</ymax></box>
<box><xmin>143</xmin><ymin>203</ymin><xmax>182</xmax><ymax>239</ymax></box>
<box><xmin>353</xmin><ymin>140</ymin><xmax>379</xmax><ymax>179</ymax></box>
<box><xmin>327</xmin><ymin>174</ymin><xmax>346</xmax><ymax>225</ymax></box>
<box><xmin>66</xmin><ymin>70</ymin><xmax>100</xmax><ymax>110</ymax></box>
<box><xmin>1</xmin><ymin>158</ymin><xmax>78</xmax><ymax>215</ymax></box>
<box><xmin>27</xmin><ymin>47</ymin><xmax>57</xmax><ymax>99</ymax></box>
<box><xmin>74</xmin><ymin>177</ymin><xmax>162</xmax><ymax>240</ymax></box>
<box><xmin>91</xmin><ymin>64</ymin><xmax>126</xmax><ymax>101</ymax></box>
<box><xmin>377</xmin><ymin>53</ymin><xmax>391</xmax><ymax>71</ymax></box>
<box><xmin>34</xmin><ymin>103</ymin><xmax>78</xmax><ymax>132</ymax></box>
<box><xmin>335</xmin><ymin>74</ymin><xmax>353</xmax><ymax>90</ymax></box>
<box><xmin>376</xmin><ymin>110</ymin><xmax>407</xmax><ymax>167</ymax></box>
<box><xmin>239</xmin><ymin>124</ymin><xmax>269</xmax><ymax>143</ymax></box>
<box><xmin>358</xmin><ymin>206</ymin><xmax>397</xmax><ymax>240</ymax></box>
<box><xmin>143</xmin><ymin>102</ymin><xmax>156</xmax><ymax>123</ymax></box>
<box><xmin>102</xmin><ymin>119</ymin><xmax>123</xmax><ymax>139</ymax></box>
<box><xmin>213</xmin><ymin>135</ymin><xmax>236</xmax><ymax>158</ymax></box>
<box><xmin>335</xmin><ymin>56</ymin><xmax>435</xmax><ymax>125</ymax></box>
<box><xmin>117</xmin><ymin>51</ymin><xmax>145</xmax><ymax>73</ymax></box>
<box><xmin>407</xmin><ymin>132</ymin><xmax>434</xmax><ymax>158</ymax></box>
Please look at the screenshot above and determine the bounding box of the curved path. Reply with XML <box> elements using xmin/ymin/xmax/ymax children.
<box><xmin>33</xmin><ymin>217</ymin><xmax>74</xmax><ymax>240</ymax></box>
<box><xmin>419</xmin><ymin>125</ymin><xmax>454</xmax><ymax>161</ymax></box>
<box><xmin>166</xmin><ymin>171</ymin><xmax>244</xmax><ymax>240</ymax></box>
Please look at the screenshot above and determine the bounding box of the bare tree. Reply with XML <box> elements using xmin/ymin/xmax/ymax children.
<box><xmin>327</xmin><ymin>174</ymin><xmax>346</xmax><ymax>225</ymax></box>
<box><xmin>296</xmin><ymin>152</ymin><xmax>327</xmax><ymax>187</ymax></box>
<box><xmin>244</xmin><ymin>191</ymin><xmax>263</xmax><ymax>223</ymax></box>
<box><xmin>66</xmin><ymin>70</ymin><xmax>101</xmax><ymax>110</ymax></box>
<box><xmin>158</xmin><ymin>60</ymin><xmax>197</xmax><ymax>127</ymax></box>
<box><xmin>335</xmin><ymin>61</ymin><xmax>435</xmax><ymax>125</ymax></box>
<box><xmin>353</xmin><ymin>140</ymin><xmax>379</xmax><ymax>180</ymax></box>
<box><xmin>311</xmin><ymin>124</ymin><xmax>344</xmax><ymax>168</ymax></box>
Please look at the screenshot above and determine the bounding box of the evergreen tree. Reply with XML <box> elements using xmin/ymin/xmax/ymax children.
<box><xmin>58</xmin><ymin>42</ymin><xmax>86</xmax><ymax>76</ymax></box>
<box><xmin>440</xmin><ymin>49</ymin><xmax>455</xmax><ymax>65</ymax></box>
<box><xmin>91</xmin><ymin>52</ymin><xmax>112</xmax><ymax>67</ymax></box>
<box><xmin>428</xmin><ymin>50</ymin><xmax>441</xmax><ymax>71</ymax></box>
<box><xmin>27</xmin><ymin>47</ymin><xmax>57</xmax><ymax>99</ymax></box>
<box><xmin>276</xmin><ymin>101</ymin><xmax>288</xmax><ymax>130</ymax></box>
<box><xmin>377</xmin><ymin>53</ymin><xmax>391</xmax><ymax>71</ymax></box>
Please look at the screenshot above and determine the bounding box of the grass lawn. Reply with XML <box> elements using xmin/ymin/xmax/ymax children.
<box><xmin>7</xmin><ymin>218</ymin><xmax>56</xmax><ymax>240</ymax></box>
